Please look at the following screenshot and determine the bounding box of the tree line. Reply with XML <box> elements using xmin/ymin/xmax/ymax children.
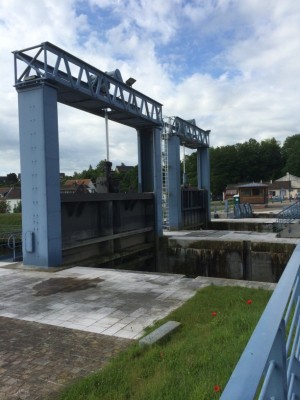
<box><xmin>2</xmin><ymin>134</ymin><xmax>300</xmax><ymax>198</ymax></box>
<box><xmin>185</xmin><ymin>134</ymin><xmax>300</xmax><ymax>197</ymax></box>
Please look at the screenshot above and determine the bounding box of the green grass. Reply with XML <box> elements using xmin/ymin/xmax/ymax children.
<box><xmin>0</xmin><ymin>213</ymin><xmax>22</xmax><ymax>232</ymax></box>
<box><xmin>57</xmin><ymin>285</ymin><xmax>272</xmax><ymax>400</ymax></box>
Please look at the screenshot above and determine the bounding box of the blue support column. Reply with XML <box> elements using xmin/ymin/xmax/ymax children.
<box><xmin>197</xmin><ymin>147</ymin><xmax>211</xmax><ymax>220</ymax></box>
<box><xmin>168</xmin><ymin>135</ymin><xmax>182</xmax><ymax>230</ymax></box>
<box><xmin>137</xmin><ymin>127</ymin><xmax>163</xmax><ymax>236</ymax></box>
<box><xmin>17</xmin><ymin>83</ymin><xmax>62</xmax><ymax>267</ymax></box>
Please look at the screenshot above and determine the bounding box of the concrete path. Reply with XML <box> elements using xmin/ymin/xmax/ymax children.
<box><xmin>0</xmin><ymin>261</ymin><xmax>275</xmax><ymax>399</ymax></box>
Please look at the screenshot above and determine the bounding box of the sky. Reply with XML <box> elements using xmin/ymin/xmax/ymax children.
<box><xmin>1</xmin><ymin>0</ymin><xmax>300</xmax><ymax>176</ymax></box>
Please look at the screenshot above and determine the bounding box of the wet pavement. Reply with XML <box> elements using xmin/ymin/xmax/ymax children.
<box><xmin>0</xmin><ymin>261</ymin><xmax>276</xmax><ymax>399</ymax></box>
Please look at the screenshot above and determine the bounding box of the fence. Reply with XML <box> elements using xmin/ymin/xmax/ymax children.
<box><xmin>276</xmin><ymin>200</ymin><xmax>300</xmax><ymax>232</ymax></box>
<box><xmin>221</xmin><ymin>242</ymin><xmax>300</xmax><ymax>399</ymax></box>
<box><xmin>0</xmin><ymin>227</ymin><xmax>22</xmax><ymax>261</ymax></box>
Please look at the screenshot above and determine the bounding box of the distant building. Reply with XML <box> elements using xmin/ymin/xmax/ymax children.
<box><xmin>5</xmin><ymin>187</ymin><xmax>22</xmax><ymax>212</ymax></box>
<box><xmin>238</xmin><ymin>182</ymin><xmax>268</xmax><ymax>204</ymax></box>
<box><xmin>272</xmin><ymin>173</ymin><xmax>300</xmax><ymax>199</ymax></box>
<box><xmin>62</xmin><ymin>179</ymin><xmax>96</xmax><ymax>194</ymax></box>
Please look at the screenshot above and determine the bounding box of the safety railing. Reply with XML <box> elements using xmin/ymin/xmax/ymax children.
<box><xmin>276</xmin><ymin>200</ymin><xmax>300</xmax><ymax>232</ymax></box>
<box><xmin>221</xmin><ymin>243</ymin><xmax>300</xmax><ymax>399</ymax></box>
<box><xmin>0</xmin><ymin>229</ymin><xmax>22</xmax><ymax>261</ymax></box>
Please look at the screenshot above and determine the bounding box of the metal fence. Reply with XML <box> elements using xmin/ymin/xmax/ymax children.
<box><xmin>221</xmin><ymin>242</ymin><xmax>300</xmax><ymax>399</ymax></box>
<box><xmin>0</xmin><ymin>227</ymin><xmax>22</xmax><ymax>261</ymax></box>
<box><xmin>276</xmin><ymin>200</ymin><xmax>300</xmax><ymax>232</ymax></box>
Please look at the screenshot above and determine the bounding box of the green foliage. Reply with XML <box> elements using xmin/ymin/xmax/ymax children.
<box><xmin>59</xmin><ymin>286</ymin><xmax>271</xmax><ymax>400</ymax></box>
<box><xmin>185</xmin><ymin>137</ymin><xmax>285</xmax><ymax>196</ymax></box>
<box><xmin>281</xmin><ymin>134</ymin><xmax>300</xmax><ymax>176</ymax></box>
<box><xmin>117</xmin><ymin>166</ymin><xmax>138</xmax><ymax>192</ymax></box>
<box><xmin>0</xmin><ymin>200</ymin><xmax>10</xmax><ymax>213</ymax></box>
<box><xmin>6</xmin><ymin>173</ymin><xmax>18</xmax><ymax>184</ymax></box>
<box><xmin>0</xmin><ymin>212</ymin><xmax>21</xmax><ymax>229</ymax></box>
<box><xmin>13</xmin><ymin>201</ymin><xmax>22</xmax><ymax>213</ymax></box>
<box><xmin>72</xmin><ymin>160</ymin><xmax>137</xmax><ymax>192</ymax></box>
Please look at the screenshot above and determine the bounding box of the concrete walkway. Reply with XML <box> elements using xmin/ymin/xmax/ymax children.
<box><xmin>0</xmin><ymin>261</ymin><xmax>275</xmax><ymax>399</ymax></box>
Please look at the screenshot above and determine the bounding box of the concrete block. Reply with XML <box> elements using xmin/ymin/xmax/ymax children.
<box><xmin>139</xmin><ymin>320</ymin><xmax>181</xmax><ymax>347</ymax></box>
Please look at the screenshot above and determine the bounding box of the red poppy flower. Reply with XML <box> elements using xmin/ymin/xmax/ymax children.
<box><xmin>214</xmin><ymin>384</ymin><xmax>221</xmax><ymax>392</ymax></box>
<box><xmin>247</xmin><ymin>299</ymin><xmax>253</xmax><ymax>304</ymax></box>
<box><xmin>211</xmin><ymin>311</ymin><xmax>217</xmax><ymax>317</ymax></box>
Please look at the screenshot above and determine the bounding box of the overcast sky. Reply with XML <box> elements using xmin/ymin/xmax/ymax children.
<box><xmin>1</xmin><ymin>0</ymin><xmax>300</xmax><ymax>176</ymax></box>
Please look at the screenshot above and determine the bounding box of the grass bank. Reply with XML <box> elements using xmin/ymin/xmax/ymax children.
<box><xmin>58</xmin><ymin>285</ymin><xmax>272</xmax><ymax>400</ymax></box>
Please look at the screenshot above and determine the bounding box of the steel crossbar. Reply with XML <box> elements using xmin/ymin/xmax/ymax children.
<box><xmin>13</xmin><ymin>42</ymin><xmax>162</xmax><ymax>128</ymax></box>
<box><xmin>163</xmin><ymin>116</ymin><xmax>210</xmax><ymax>149</ymax></box>
<box><xmin>221</xmin><ymin>243</ymin><xmax>300</xmax><ymax>400</ymax></box>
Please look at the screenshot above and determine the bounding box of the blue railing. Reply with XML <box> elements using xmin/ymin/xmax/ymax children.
<box><xmin>221</xmin><ymin>242</ymin><xmax>300</xmax><ymax>399</ymax></box>
<box><xmin>276</xmin><ymin>200</ymin><xmax>300</xmax><ymax>232</ymax></box>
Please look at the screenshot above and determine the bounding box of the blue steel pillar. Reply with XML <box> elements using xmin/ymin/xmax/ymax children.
<box><xmin>197</xmin><ymin>147</ymin><xmax>211</xmax><ymax>220</ymax></box>
<box><xmin>168</xmin><ymin>135</ymin><xmax>182</xmax><ymax>230</ymax></box>
<box><xmin>17</xmin><ymin>83</ymin><xmax>62</xmax><ymax>267</ymax></box>
<box><xmin>137</xmin><ymin>127</ymin><xmax>163</xmax><ymax>236</ymax></box>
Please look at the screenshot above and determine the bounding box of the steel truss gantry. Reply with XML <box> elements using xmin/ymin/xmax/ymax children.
<box><xmin>13</xmin><ymin>42</ymin><xmax>162</xmax><ymax>128</ymax></box>
<box><xmin>161</xmin><ymin>116</ymin><xmax>210</xmax><ymax>230</ymax></box>
<box><xmin>13</xmin><ymin>42</ymin><xmax>163</xmax><ymax>267</ymax></box>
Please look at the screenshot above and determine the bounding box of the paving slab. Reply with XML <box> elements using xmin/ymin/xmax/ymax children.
<box><xmin>0</xmin><ymin>262</ymin><xmax>276</xmax><ymax>399</ymax></box>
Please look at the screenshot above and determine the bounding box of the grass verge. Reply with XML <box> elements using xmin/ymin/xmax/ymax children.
<box><xmin>0</xmin><ymin>213</ymin><xmax>22</xmax><ymax>231</ymax></box>
<box><xmin>57</xmin><ymin>285</ymin><xmax>272</xmax><ymax>400</ymax></box>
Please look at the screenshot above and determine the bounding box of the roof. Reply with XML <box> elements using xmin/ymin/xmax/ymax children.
<box><xmin>5</xmin><ymin>187</ymin><xmax>21</xmax><ymax>199</ymax></box>
<box><xmin>64</xmin><ymin>179</ymin><xmax>94</xmax><ymax>187</ymax></box>
<box><xmin>268</xmin><ymin>181</ymin><xmax>291</xmax><ymax>190</ymax></box>
<box><xmin>238</xmin><ymin>182</ymin><xmax>268</xmax><ymax>188</ymax></box>
<box><xmin>0</xmin><ymin>187</ymin><xmax>10</xmax><ymax>197</ymax></box>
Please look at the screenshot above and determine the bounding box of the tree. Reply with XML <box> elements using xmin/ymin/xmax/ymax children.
<box><xmin>281</xmin><ymin>134</ymin><xmax>300</xmax><ymax>176</ymax></box>
<box><xmin>13</xmin><ymin>201</ymin><xmax>22</xmax><ymax>213</ymax></box>
<box><xmin>259</xmin><ymin>138</ymin><xmax>283</xmax><ymax>180</ymax></box>
<box><xmin>6</xmin><ymin>173</ymin><xmax>18</xmax><ymax>184</ymax></box>
<box><xmin>0</xmin><ymin>200</ymin><xmax>10</xmax><ymax>213</ymax></box>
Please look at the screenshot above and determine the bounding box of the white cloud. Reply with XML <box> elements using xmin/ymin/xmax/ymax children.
<box><xmin>1</xmin><ymin>0</ymin><xmax>300</xmax><ymax>177</ymax></box>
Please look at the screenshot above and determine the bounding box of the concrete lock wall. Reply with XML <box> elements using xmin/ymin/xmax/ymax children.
<box><xmin>161</xmin><ymin>239</ymin><xmax>295</xmax><ymax>283</ymax></box>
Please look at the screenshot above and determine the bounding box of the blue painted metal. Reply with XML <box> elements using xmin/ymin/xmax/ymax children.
<box><xmin>221</xmin><ymin>243</ymin><xmax>300</xmax><ymax>400</ymax></box>
<box><xmin>234</xmin><ymin>203</ymin><xmax>253</xmax><ymax>218</ymax></box>
<box><xmin>161</xmin><ymin>116</ymin><xmax>210</xmax><ymax>230</ymax></box>
<box><xmin>197</xmin><ymin>147</ymin><xmax>210</xmax><ymax>219</ymax></box>
<box><xmin>164</xmin><ymin>116</ymin><xmax>210</xmax><ymax>149</ymax></box>
<box><xmin>13</xmin><ymin>42</ymin><xmax>162</xmax><ymax>128</ymax></box>
<box><xmin>17</xmin><ymin>84</ymin><xmax>62</xmax><ymax>267</ymax></box>
<box><xmin>14</xmin><ymin>42</ymin><xmax>165</xmax><ymax>267</ymax></box>
<box><xmin>276</xmin><ymin>200</ymin><xmax>300</xmax><ymax>232</ymax></box>
<box><xmin>167</xmin><ymin>134</ymin><xmax>182</xmax><ymax>230</ymax></box>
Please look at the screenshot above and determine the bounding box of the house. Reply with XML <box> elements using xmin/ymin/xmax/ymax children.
<box><xmin>237</xmin><ymin>182</ymin><xmax>269</xmax><ymax>204</ymax></box>
<box><xmin>272</xmin><ymin>173</ymin><xmax>300</xmax><ymax>199</ymax></box>
<box><xmin>268</xmin><ymin>180</ymin><xmax>291</xmax><ymax>199</ymax></box>
<box><xmin>2</xmin><ymin>187</ymin><xmax>21</xmax><ymax>213</ymax></box>
<box><xmin>62</xmin><ymin>179</ymin><xmax>96</xmax><ymax>194</ymax></box>
<box><xmin>0</xmin><ymin>187</ymin><xmax>10</xmax><ymax>198</ymax></box>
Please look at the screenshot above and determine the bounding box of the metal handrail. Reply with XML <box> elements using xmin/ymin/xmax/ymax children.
<box><xmin>221</xmin><ymin>243</ymin><xmax>300</xmax><ymax>399</ymax></box>
<box><xmin>276</xmin><ymin>200</ymin><xmax>300</xmax><ymax>232</ymax></box>
<box><xmin>0</xmin><ymin>230</ymin><xmax>22</xmax><ymax>261</ymax></box>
